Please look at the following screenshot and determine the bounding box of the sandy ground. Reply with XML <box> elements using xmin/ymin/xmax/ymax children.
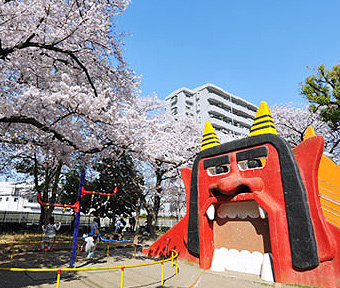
<box><xmin>0</xmin><ymin>235</ymin><xmax>312</xmax><ymax>288</ymax></box>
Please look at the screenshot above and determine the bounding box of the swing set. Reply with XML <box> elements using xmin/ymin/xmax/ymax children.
<box><xmin>37</xmin><ymin>193</ymin><xmax>80</xmax><ymax>214</ymax></box>
<box><xmin>37</xmin><ymin>187</ymin><xmax>118</xmax><ymax>215</ymax></box>
<box><xmin>36</xmin><ymin>186</ymin><xmax>118</xmax><ymax>253</ymax></box>
<box><xmin>36</xmin><ymin>170</ymin><xmax>120</xmax><ymax>267</ymax></box>
<box><xmin>81</xmin><ymin>186</ymin><xmax>118</xmax><ymax>209</ymax></box>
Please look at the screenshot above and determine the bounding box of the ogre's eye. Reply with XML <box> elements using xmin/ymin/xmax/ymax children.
<box><xmin>204</xmin><ymin>155</ymin><xmax>230</xmax><ymax>176</ymax></box>
<box><xmin>238</xmin><ymin>157</ymin><xmax>266</xmax><ymax>171</ymax></box>
<box><xmin>236</xmin><ymin>146</ymin><xmax>268</xmax><ymax>171</ymax></box>
<box><xmin>207</xmin><ymin>164</ymin><xmax>230</xmax><ymax>176</ymax></box>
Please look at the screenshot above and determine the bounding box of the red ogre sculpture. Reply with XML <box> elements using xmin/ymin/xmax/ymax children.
<box><xmin>144</xmin><ymin>131</ymin><xmax>340</xmax><ymax>288</ymax></box>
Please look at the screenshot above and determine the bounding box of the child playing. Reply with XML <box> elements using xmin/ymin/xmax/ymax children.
<box><xmin>39</xmin><ymin>216</ymin><xmax>61</xmax><ymax>251</ymax></box>
<box><xmin>84</xmin><ymin>233</ymin><xmax>98</xmax><ymax>258</ymax></box>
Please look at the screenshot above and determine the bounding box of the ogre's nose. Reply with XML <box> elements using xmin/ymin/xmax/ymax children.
<box><xmin>209</xmin><ymin>175</ymin><xmax>264</xmax><ymax>197</ymax></box>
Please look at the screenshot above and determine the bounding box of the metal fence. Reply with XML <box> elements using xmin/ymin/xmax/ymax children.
<box><xmin>0</xmin><ymin>210</ymin><xmax>91</xmax><ymax>227</ymax></box>
<box><xmin>138</xmin><ymin>217</ymin><xmax>179</xmax><ymax>228</ymax></box>
<box><xmin>0</xmin><ymin>211</ymin><xmax>179</xmax><ymax>229</ymax></box>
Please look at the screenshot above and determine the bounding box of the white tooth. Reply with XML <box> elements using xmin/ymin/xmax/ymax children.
<box><xmin>206</xmin><ymin>204</ymin><xmax>215</xmax><ymax>220</ymax></box>
<box><xmin>258</xmin><ymin>206</ymin><xmax>267</xmax><ymax>219</ymax></box>
<box><xmin>238</xmin><ymin>209</ymin><xmax>248</xmax><ymax>219</ymax></box>
<box><xmin>225</xmin><ymin>249</ymin><xmax>239</xmax><ymax>271</ymax></box>
<box><xmin>238</xmin><ymin>250</ymin><xmax>252</xmax><ymax>272</ymax></box>
<box><xmin>211</xmin><ymin>248</ymin><xmax>228</xmax><ymax>272</ymax></box>
<box><xmin>248</xmin><ymin>251</ymin><xmax>264</xmax><ymax>275</ymax></box>
<box><xmin>226</xmin><ymin>204</ymin><xmax>238</xmax><ymax>218</ymax></box>
<box><xmin>217</xmin><ymin>203</ymin><xmax>236</xmax><ymax>219</ymax></box>
<box><xmin>261</xmin><ymin>253</ymin><xmax>274</xmax><ymax>282</ymax></box>
<box><xmin>247</xmin><ymin>202</ymin><xmax>260</xmax><ymax>218</ymax></box>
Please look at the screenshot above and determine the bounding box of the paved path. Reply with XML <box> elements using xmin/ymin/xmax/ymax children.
<box><xmin>0</xmin><ymin>243</ymin><xmax>296</xmax><ymax>288</ymax></box>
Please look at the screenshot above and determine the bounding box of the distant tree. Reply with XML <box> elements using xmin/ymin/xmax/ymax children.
<box><xmin>92</xmin><ymin>155</ymin><xmax>143</xmax><ymax>219</ymax></box>
<box><xmin>272</xmin><ymin>104</ymin><xmax>339</xmax><ymax>164</ymax></box>
<box><xmin>59</xmin><ymin>168</ymin><xmax>96</xmax><ymax>216</ymax></box>
<box><xmin>301</xmin><ymin>64</ymin><xmax>340</xmax><ymax>131</ymax></box>
<box><xmin>162</xmin><ymin>173</ymin><xmax>187</xmax><ymax>221</ymax></box>
<box><xmin>136</xmin><ymin>113</ymin><xmax>202</xmax><ymax>236</ymax></box>
<box><xmin>60</xmin><ymin>154</ymin><xmax>143</xmax><ymax>221</ymax></box>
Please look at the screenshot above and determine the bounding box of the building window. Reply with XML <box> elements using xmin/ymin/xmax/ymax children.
<box><xmin>0</xmin><ymin>197</ymin><xmax>2</xmax><ymax>202</ymax></box>
<box><xmin>14</xmin><ymin>197</ymin><xmax>19</xmax><ymax>202</ymax></box>
<box><xmin>171</xmin><ymin>107</ymin><xmax>178</xmax><ymax>114</ymax></box>
<box><xmin>13</xmin><ymin>187</ymin><xmax>21</xmax><ymax>196</ymax></box>
<box><xmin>6</xmin><ymin>197</ymin><xmax>9</xmax><ymax>201</ymax></box>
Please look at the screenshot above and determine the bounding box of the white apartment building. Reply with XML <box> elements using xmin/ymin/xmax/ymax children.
<box><xmin>165</xmin><ymin>83</ymin><xmax>257</xmax><ymax>136</ymax></box>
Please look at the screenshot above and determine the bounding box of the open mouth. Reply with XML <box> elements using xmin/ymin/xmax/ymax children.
<box><xmin>207</xmin><ymin>201</ymin><xmax>275</xmax><ymax>282</ymax></box>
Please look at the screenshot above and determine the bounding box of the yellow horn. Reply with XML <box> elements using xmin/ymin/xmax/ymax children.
<box><xmin>201</xmin><ymin>122</ymin><xmax>220</xmax><ymax>151</ymax></box>
<box><xmin>303</xmin><ymin>126</ymin><xmax>316</xmax><ymax>141</ymax></box>
<box><xmin>249</xmin><ymin>101</ymin><xmax>277</xmax><ymax>136</ymax></box>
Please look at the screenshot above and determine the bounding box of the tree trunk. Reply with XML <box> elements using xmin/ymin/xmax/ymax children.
<box><xmin>146</xmin><ymin>212</ymin><xmax>155</xmax><ymax>236</ymax></box>
<box><xmin>36</xmin><ymin>157</ymin><xmax>63</xmax><ymax>228</ymax></box>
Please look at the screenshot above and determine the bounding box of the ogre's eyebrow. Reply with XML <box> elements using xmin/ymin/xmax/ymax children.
<box><xmin>204</xmin><ymin>155</ymin><xmax>230</xmax><ymax>169</ymax></box>
<box><xmin>236</xmin><ymin>147</ymin><xmax>268</xmax><ymax>162</ymax></box>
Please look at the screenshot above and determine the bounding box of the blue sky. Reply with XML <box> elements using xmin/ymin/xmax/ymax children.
<box><xmin>118</xmin><ymin>0</ymin><xmax>340</xmax><ymax>107</ymax></box>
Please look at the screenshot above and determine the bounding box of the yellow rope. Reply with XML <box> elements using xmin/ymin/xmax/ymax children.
<box><xmin>0</xmin><ymin>250</ymin><xmax>179</xmax><ymax>288</ymax></box>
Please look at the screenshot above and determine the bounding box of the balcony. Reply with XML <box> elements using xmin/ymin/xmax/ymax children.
<box><xmin>208</xmin><ymin>107</ymin><xmax>253</xmax><ymax>127</ymax></box>
<box><xmin>210</xmin><ymin>118</ymin><xmax>249</xmax><ymax>136</ymax></box>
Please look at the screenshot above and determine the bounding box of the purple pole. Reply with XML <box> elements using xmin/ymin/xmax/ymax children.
<box><xmin>69</xmin><ymin>169</ymin><xmax>85</xmax><ymax>268</ymax></box>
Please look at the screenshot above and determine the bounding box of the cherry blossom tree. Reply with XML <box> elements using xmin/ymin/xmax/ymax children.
<box><xmin>111</xmin><ymin>96</ymin><xmax>203</xmax><ymax>234</ymax></box>
<box><xmin>140</xmin><ymin>115</ymin><xmax>202</xmax><ymax>235</ymax></box>
<box><xmin>272</xmin><ymin>104</ymin><xmax>339</xmax><ymax>164</ymax></box>
<box><xmin>0</xmin><ymin>0</ymin><xmax>139</xmax><ymax>224</ymax></box>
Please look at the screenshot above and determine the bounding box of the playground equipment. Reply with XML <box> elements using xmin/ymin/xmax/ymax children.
<box><xmin>69</xmin><ymin>171</ymin><xmax>119</xmax><ymax>267</ymax></box>
<box><xmin>37</xmin><ymin>193</ymin><xmax>80</xmax><ymax>213</ymax></box>
<box><xmin>144</xmin><ymin>101</ymin><xmax>340</xmax><ymax>288</ymax></box>
<box><xmin>81</xmin><ymin>186</ymin><xmax>118</xmax><ymax>201</ymax></box>
<box><xmin>304</xmin><ymin>125</ymin><xmax>340</xmax><ymax>228</ymax></box>
<box><xmin>36</xmin><ymin>171</ymin><xmax>118</xmax><ymax>267</ymax></box>
<box><xmin>36</xmin><ymin>186</ymin><xmax>118</xmax><ymax>214</ymax></box>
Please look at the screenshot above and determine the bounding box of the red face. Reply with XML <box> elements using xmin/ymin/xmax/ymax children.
<box><xmin>196</xmin><ymin>143</ymin><xmax>288</xmax><ymax>277</ymax></box>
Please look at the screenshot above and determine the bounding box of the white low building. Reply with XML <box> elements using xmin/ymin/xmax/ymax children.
<box><xmin>0</xmin><ymin>181</ymin><xmax>89</xmax><ymax>226</ymax></box>
<box><xmin>0</xmin><ymin>181</ymin><xmax>39</xmax><ymax>212</ymax></box>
